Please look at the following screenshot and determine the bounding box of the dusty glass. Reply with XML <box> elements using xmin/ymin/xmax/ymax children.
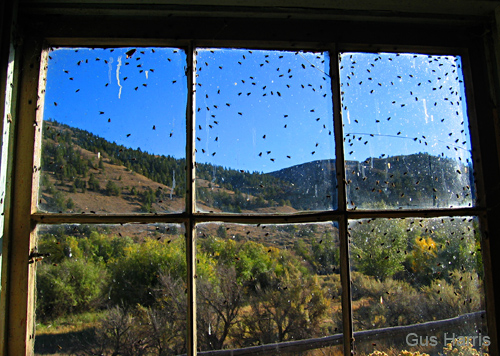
<box><xmin>39</xmin><ymin>47</ymin><xmax>187</xmax><ymax>213</ymax></box>
<box><xmin>340</xmin><ymin>53</ymin><xmax>474</xmax><ymax>210</ymax></box>
<box><xmin>34</xmin><ymin>223</ymin><xmax>186</xmax><ymax>355</ymax></box>
<box><xmin>195</xmin><ymin>48</ymin><xmax>336</xmax><ymax>213</ymax></box>
<box><xmin>196</xmin><ymin>222</ymin><xmax>341</xmax><ymax>352</ymax></box>
<box><xmin>349</xmin><ymin>217</ymin><xmax>487</xmax><ymax>355</ymax></box>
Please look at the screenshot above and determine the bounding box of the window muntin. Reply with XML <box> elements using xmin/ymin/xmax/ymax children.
<box><xmin>340</xmin><ymin>53</ymin><xmax>474</xmax><ymax>210</ymax></box>
<box><xmin>40</xmin><ymin>47</ymin><xmax>187</xmax><ymax>213</ymax></box>
<box><xmin>195</xmin><ymin>48</ymin><xmax>336</xmax><ymax>213</ymax></box>
<box><xmin>30</xmin><ymin>45</ymin><xmax>488</xmax><ymax>356</ymax></box>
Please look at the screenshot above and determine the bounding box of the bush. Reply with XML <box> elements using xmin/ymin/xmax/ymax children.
<box><xmin>88</xmin><ymin>173</ymin><xmax>100</xmax><ymax>191</ymax></box>
<box><xmin>36</xmin><ymin>258</ymin><xmax>108</xmax><ymax>321</ymax></box>
<box><xmin>368</xmin><ymin>351</ymin><xmax>430</xmax><ymax>356</ymax></box>
<box><xmin>443</xmin><ymin>340</ymin><xmax>489</xmax><ymax>356</ymax></box>
<box><xmin>108</xmin><ymin>239</ymin><xmax>186</xmax><ymax>307</ymax></box>
<box><xmin>66</xmin><ymin>197</ymin><xmax>75</xmax><ymax>210</ymax></box>
<box><xmin>235</xmin><ymin>265</ymin><xmax>330</xmax><ymax>346</ymax></box>
<box><xmin>53</xmin><ymin>191</ymin><xmax>66</xmax><ymax>211</ymax></box>
<box><xmin>105</xmin><ymin>179</ymin><xmax>121</xmax><ymax>196</ymax></box>
<box><xmin>422</xmin><ymin>270</ymin><xmax>484</xmax><ymax>321</ymax></box>
<box><xmin>351</xmin><ymin>272</ymin><xmax>424</xmax><ymax>330</ymax></box>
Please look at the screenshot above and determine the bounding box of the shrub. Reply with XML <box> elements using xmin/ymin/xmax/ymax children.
<box><xmin>443</xmin><ymin>340</ymin><xmax>489</xmax><ymax>356</ymax></box>
<box><xmin>351</xmin><ymin>272</ymin><xmax>424</xmax><ymax>330</ymax></box>
<box><xmin>368</xmin><ymin>352</ymin><xmax>430</xmax><ymax>356</ymax></box>
<box><xmin>88</xmin><ymin>173</ymin><xmax>100</xmax><ymax>191</ymax></box>
<box><xmin>235</xmin><ymin>266</ymin><xmax>330</xmax><ymax>346</ymax></box>
<box><xmin>108</xmin><ymin>239</ymin><xmax>186</xmax><ymax>307</ymax></box>
<box><xmin>53</xmin><ymin>191</ymin><xmax>66</xmax><ymax>211</ymax></box>
<box><xmin>105</xmin><ymin>179</ymin><xmax>121</xmax><ymax>196</ymax></box>
<box><xmin>66</xmin><ymin>197</ymin><xmax>75</xmax><ymax>210</ymax></box>
<box><xmin>36</xmin><ymin>258</ymin><xmax>108</xmax><ymax>320</ymax></box>
<box><xmin>421</xmin><ymin>270</ymin><xmax>484</xmax><ymax>321</ymax></box>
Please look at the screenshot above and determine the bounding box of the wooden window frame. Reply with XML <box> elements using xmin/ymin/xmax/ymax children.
<box><xmin>2</xmin><ymin>6</ymin><xmax>500</xmax><ymax>356</ymax></box>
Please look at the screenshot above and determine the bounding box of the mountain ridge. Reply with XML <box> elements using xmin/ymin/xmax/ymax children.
<box><xmin>40</xmin><ymin>120</ymin><xmax>475</xmax><ymax>214</ymax></box>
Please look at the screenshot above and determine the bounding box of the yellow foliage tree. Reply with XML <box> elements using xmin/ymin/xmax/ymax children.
<box><xmin>410</xmin><ymin>236</ymin><xmax>437</xmax><ymax>279</ymax></box>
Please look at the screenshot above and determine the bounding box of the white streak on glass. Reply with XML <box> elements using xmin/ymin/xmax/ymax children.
<box><xmin>116</xmin><ymin>56</ymin><xmax>122</xmax><ymax>99</ymax></box>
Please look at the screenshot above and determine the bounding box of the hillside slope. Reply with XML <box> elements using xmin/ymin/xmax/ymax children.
<box><xmin>39</xmin><ymin>120</ymin><xmax>475</xmax><ymax>214</ymax></box>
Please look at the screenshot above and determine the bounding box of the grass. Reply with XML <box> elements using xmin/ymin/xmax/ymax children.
<box><xmin>35</xmin><ymin>311</ymin><xmax>105</xmax><ymax>355</ymax></box>
<box><xmin>36</xmin><ymin>311</ymin><xmax>106</xmax><ymax>335</ymax></box>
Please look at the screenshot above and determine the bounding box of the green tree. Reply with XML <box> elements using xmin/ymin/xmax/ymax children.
<box><xmin>66</xmin><ymin>197</ymin><xmax>75</xmax><ymax>210</ymax></box>
<box><xmin>53</xmin><ymin>191</ymin><xmax>66</xmax><ymax>211</ymax></box>
<box><xmin>217</xmin><ymin>224</ymin><xmax>227</xmax><ymax>239</ymax></box>
<box><xmin>108</xmin><ymin>239</ymin><xmax>186</xmax><ymax>307</ymax></box>
<box><xmin>36</xmin><ymin>258</ymin><xmax>108</xmax><ymax>320</ymax></box>
<box><xmin>350</xmin><ymin>219</ymin><xmax>407</xmax><ymax>280</ymax></box>
<box><xmin>88</xmin><ymin>173</ymin><xmax>100</xmax><ymax>191</ymax></box>
<box><xmin>106</xmin><ymin>179</ymin><xmax>121</xmax><ymax>196</ymax></box>
<box><xmin>311</xmin><ymin>232</ymin><xmax>339</xmax><ymax>275</ymax></box>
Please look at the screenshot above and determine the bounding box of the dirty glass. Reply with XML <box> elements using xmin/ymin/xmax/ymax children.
<box><xmin>33</xmin><ymin>45</ymin><xmax>487</xmax><ymax>356</ymax></box>
<box><xmin>340</xmin><ymin>53</ymin><xmax>474</xmax><ymax>210</ymax></box>
<box><xmin>39</xmin><ymin>47</ymin><xmax>187</xmax><ymax>213</ymax></box>
<box><xmin>196</xmin><ymin>222</ymin><xmax>341</xmax><ymax>352</ymax></box>
<box><xmin>194</xmin><ymin>48</ymin><xmax>336</xmax><ymax>213</ymax></box>
<box><xmin>34</xmin><ymin>223</ymin><xmax>186</xmax><ymax>355</ymax></box>
<box><xmin>349</xmin><ymin>217</ymin><xmax>487</xmax><ymax>355</ymax></box>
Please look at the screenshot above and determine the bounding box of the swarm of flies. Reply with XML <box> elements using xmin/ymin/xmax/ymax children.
<box><xmin>339</xmin><ymin>52</ymin><xmax>472</xmax><ymax>210</ymax></box>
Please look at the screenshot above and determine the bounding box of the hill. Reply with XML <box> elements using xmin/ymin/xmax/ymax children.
<box><xmin>39</xmin><ymin>120</ymin><xmax>297</xmax><ymax>214</ymax></box>
<box><xmin>39</xmin><ymin>120</ymin><xmax>475</xmax><ymax>214</ymax></box>
<box><xmin>269</xmin><ymin>153</ymin><xmax>474</xmax><ymax>209</ymax></box>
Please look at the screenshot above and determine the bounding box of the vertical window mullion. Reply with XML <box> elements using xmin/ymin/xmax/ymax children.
<box><xmin>186</xmin><ymin>41</ymin><xmax>197</xmax><ymax>356</ymax></box>
<box><xmin>8</xmin><ymin>38</ymin><xmax>45</xmax><ymax>356</ymax></box>
<box><xmin>330</xmin><ymin>45</ymin><xmax>354</xmax><ymax>356</ymax></box>
<box><xmin>462</xmin><ymin>46</ymin><xmax>500</xmax><ymax>352</ymax></box>
<box><xmin>0</xmin><ymin>17</ymin><xmax>18</xmax><ymax>354</ymax></box>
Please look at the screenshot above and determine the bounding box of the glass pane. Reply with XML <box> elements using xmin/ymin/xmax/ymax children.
<box><xmin>35</xmin><ymin>223</ymin><xmax>186</xmax><ymax>355</ymax></box>
<box><xmin>39</xmin><ymin>47</ymin><xmax>187</xmax><ymax>213</ymax></box>
<box><xmin>196</xmin><ymin>222</ymin><xmax>341</xmax><ymax>352</ymax></box>
<box><xmin>349</xmin><ymin>217</ymin><xmax>488</xmax><ymax>355</ymax></box>
<box><xmin>340</xmin><ymin>52</ymin><xmax>474</xmax><ymax>210</ymax></box>
<box><xmin>195</xmin><ymin>48</ymin><xmax>336</xmax><ymax>213</ymax></box>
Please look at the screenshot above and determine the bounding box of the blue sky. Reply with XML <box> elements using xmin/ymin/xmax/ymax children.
<box><xmin>340</xmin><ymin>52</ymin><xmax>471</xmax><ymax>165</ymax></box>
<box><xmin>194</xmin><ymin>48</ymin><xmax>334</xmax><ymax>173</ymax></box>
<box><xmin>43</xmin><ymin>47</ymin><xmax>472</xmax><ymax>173</ymax></box>
<box><xmin>44</xmin><ymin>47</ymin><xmax>187</xmax><ymax>159</ymax></box>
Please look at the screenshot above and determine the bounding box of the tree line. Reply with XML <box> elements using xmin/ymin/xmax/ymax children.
<box><xmin>36</xmin><ymin>217</ymin><xmax>484</xmax><ymax>355</ymax></box>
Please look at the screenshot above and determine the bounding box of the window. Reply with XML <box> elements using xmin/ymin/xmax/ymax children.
<box><xmin>26</xmin><ymin>44</ymin><xmax>488</xmax><ymax>356</ymax></box>
<box><xmin>2</xmin><ymin>6</ymin><xmax>499</xmax><ymax>356</ymax></box>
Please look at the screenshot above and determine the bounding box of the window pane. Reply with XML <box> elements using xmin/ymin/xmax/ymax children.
<box><xmin>340</xmin><ymin>53</ymin><xmax>474</xmax><ymax>210</ymax></box>
<box><xmin>35</xmin><ymin>223</ymin><xmax>186</xmax><ymax>355</ymax></box>
<box><xmin>39</xmin><ymin>47</ymin><xmax>187</xmax><ymax>213</ymax></box>
<box><xmin>196</xmin><ymin>222</ymin><xmax>341</xmax><ymax>352</ymax></box>
<box><xmin>195</xmin><ymin>48</ymin><xmax>336</xmax><ymax>213</ymax></box>
<box><xmin>349</xmin><ymin>217</ymin><xmax>487</xmax><ymax>355</ymax></box>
